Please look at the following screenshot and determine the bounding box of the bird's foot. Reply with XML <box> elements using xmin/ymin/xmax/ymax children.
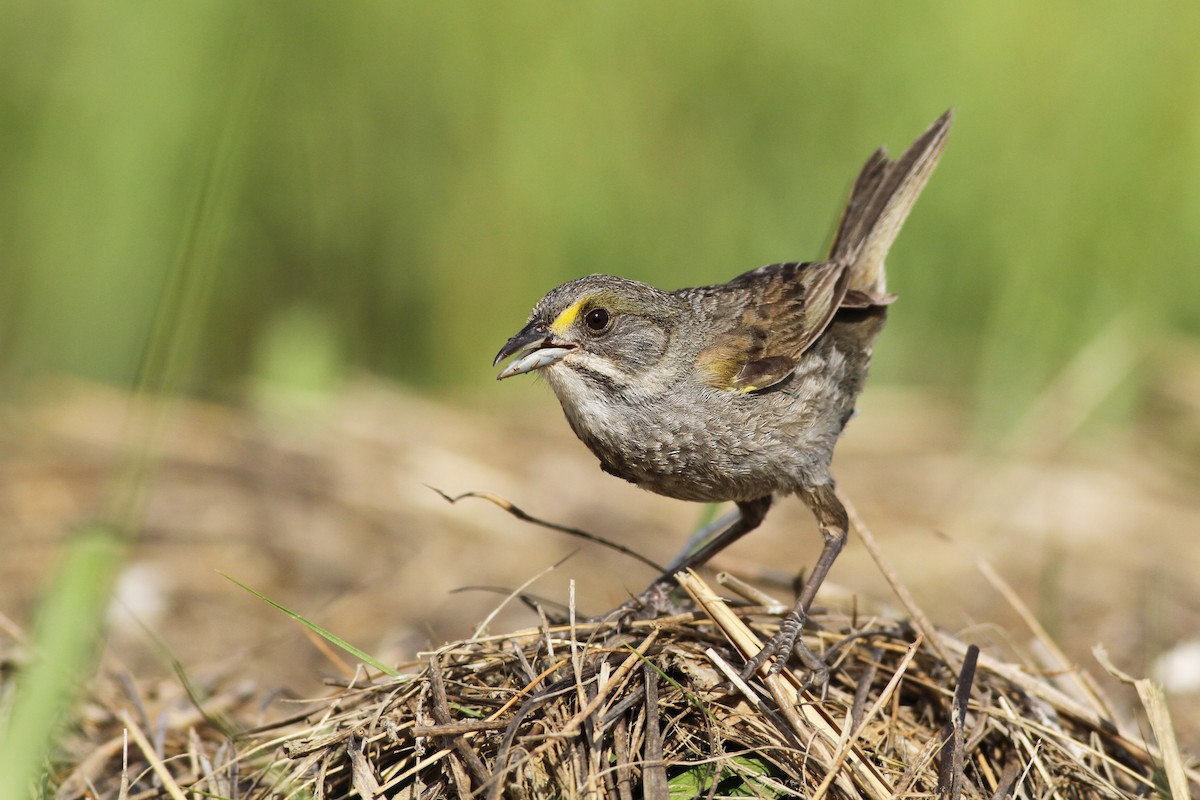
<box><xmin>740</xmin><ymin>609</ymin><xmax>829</xmax><ymax>691</ymax></box>
<box><xmin>602</xmin><ymin>580</ymin><xmax>695</xmax><ymax>629</ymax></box>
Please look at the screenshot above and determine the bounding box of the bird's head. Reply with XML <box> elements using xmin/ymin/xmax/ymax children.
<box><xmin>493</xmin><ymin>275</ymin><xmax>685</xmax><ymax>396</ymax></box>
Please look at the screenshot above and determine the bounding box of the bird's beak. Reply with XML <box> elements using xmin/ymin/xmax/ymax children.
<box><xmin>493</xmin><ymin>320</ymin><xmax>575</xmax><ymax>380</ymax></box>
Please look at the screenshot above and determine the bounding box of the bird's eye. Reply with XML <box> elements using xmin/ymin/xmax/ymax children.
<box><xmin>584</xmin><ymin>307</ymin><xmax>611</xmax><ymax>332</ymax></box>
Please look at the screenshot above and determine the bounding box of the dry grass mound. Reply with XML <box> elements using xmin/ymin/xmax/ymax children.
<box><xmin>50</xmin><ymin>564</ymin><xmax>1196</xmax><ymax>800</ymax></box>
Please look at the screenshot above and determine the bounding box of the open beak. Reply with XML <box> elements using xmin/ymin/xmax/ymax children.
<box><xmin>493</xmin><ymin>320</ymin><xmax>575</xmax><ymax>380</ymax></box>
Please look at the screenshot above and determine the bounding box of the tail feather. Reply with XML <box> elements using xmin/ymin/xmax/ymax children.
<box><xmin>830</xmin><ymin>110</ymin><xmax>952</xmax><ymax>298</ymax></box>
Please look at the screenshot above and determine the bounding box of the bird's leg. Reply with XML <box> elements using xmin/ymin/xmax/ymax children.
<box><xmin>663</xmin><ymin>507</ymin><xmax>743</xmax><ymax>574</ymax></box>
<box><xmin>663</xmin><ymin>496</ymin><xmax>772</xmax><ymax>576</ymax></box>
<box><xmin>742</xmin><ymin>483</ymin><xmax>848</xmax><ymax>679</ymax></box>
<box><xmin>617</xmin><ymin>496</ymin><xmax>772</xmax><ymax>618</ymax></box>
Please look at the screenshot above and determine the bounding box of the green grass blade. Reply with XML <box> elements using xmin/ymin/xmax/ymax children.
<box><xmin>0</xmin><ymin>526</ymin><xmax>125</xmax><ymax>798</ymax></box>
<box><xmin>220</xmin><ymin>573</ymin><xmax>401</xmax><ymax>679</ymax></box>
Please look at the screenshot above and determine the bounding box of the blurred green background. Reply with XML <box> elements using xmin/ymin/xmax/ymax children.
<box><xmin>2</xmin><ymin>1</ymin><xmax>1197</xmax><ymax>435</ymax></box>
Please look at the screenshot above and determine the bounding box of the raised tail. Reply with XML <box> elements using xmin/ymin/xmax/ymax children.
<box><xmin>830</xmin><ymin>110</ymin><xmax>952</xmax><ymax>301</ymax></box>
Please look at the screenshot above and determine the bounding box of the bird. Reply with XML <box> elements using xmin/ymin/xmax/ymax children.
<box><xmin>492</xmin><ymin>111</ymin><xmax>951</xmax><ymax>676</ymax></box>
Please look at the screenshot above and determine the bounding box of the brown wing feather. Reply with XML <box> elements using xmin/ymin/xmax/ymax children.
<box><xmin>697</xmin><ymin>261</ymin><xmax>849</xmax><ymax>392</ymax></box>
<box><xmin>696</xmin><ymin>111</ymin><xmax>951</xmax><ymax>393</ymax></box>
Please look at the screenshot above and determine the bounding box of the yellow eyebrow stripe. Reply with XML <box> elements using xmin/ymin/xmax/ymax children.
<box><xmin>549</xmin><ymin>298</ymin><xmax>587</xmax><ymax>335</ymax></box>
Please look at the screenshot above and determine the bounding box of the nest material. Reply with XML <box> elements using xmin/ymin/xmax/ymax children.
<box><xmin>39</xmin><ymin>489</ymin><xmax>1197</xmax><ymax>799</ymax></box>
<box><xmin>50</xmin><ymin>567</ymin><xmax>1196</xmax><ymax>800</ymax></box>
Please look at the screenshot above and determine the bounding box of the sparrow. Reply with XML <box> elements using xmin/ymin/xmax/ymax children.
<box><xmin>494</xmin><ymin>111</ymin><xmax>951</xmax><ymax>675</ymax></box>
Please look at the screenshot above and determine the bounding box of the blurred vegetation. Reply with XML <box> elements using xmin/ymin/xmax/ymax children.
<box><xmin>1</xmin><ymin>1</ymin><xmax>1197</xmax><ymax>436</ymax></box>
<box><xmin>1</xmin><ymin>5</ymin><xmax>1198</xmax><ymax>785</ymax></box>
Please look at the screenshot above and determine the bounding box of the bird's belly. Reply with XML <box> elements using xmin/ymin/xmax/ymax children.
<box><xmin>566</xmin><ymin>382</ymin><xmax>846</xmax><ymax>504</ymax></box>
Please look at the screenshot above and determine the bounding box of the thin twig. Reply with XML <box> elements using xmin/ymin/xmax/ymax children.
<box><xmin>641</xmin><ymin>663</ymin><xmax>669</xmax><ymax>800</ymax></box>
<box><xmin>937</xmin><ymin>644</ymin><xmax>978</xmax><ymax>800</ymax></box>
<box><xmin>426</xmin><ymin>655</ymin><xmax>491</xmax><ymax>786</ymax></box>
<box><xmin>120</xmin><ymin>711</ymin><xmax>189</xmax><ymax>800</ymax></box>
<box><xmin>840</xmin><ymin>490</ymin><xmax>956</xmax><ymax>670</ymax></box>
<box><xmin>430</xmin><ymin>487</ymin><xmax>664</xmax><ymax>571</ymax></box>
<box><xmin>811</xmin><ymin>635</ymin><xmax>923</xmax><ymax>800</ymax></box>
<box><xmin>678</xmin><ymin>570</ymin><xmax>894</xmax><ymax>799</ymax></box>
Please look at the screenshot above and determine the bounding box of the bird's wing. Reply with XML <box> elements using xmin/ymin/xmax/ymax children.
<box><xmin>695</xmin><ymin>261</ymin><xmax>850</xmax><ymax>393</ymax></box>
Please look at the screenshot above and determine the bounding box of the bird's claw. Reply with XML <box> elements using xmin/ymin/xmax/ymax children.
<box><xmin>739</xmin><ymin>610</ymin><xmax>830</xmax><ymax>692</ymax></box>
<box><xmin>601</xmin><ymin>581</ymin><xmax>694</xmax><ymax>630</ymax></box>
